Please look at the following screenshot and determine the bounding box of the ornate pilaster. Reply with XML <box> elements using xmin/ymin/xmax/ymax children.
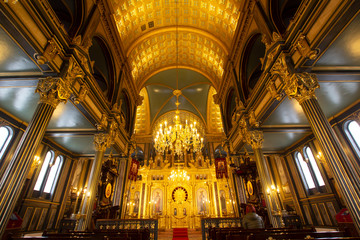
<box><xmin>0</xmin><ymin>77</ymin><xmax>72</xmax><ymax>237</ymax></box>
<box><xmin>276</xmin><ymin>71</ymin><xmax>360</xmax><ymax>233</ymax></box>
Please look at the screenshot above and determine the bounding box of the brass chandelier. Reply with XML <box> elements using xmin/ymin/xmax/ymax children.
<box><xmin>168</xmin><ymin>168</ymin><xmax>190</xmax><ymax>182</ymax></box>
<box><xmin>153</xmin><ymin>93</ymin><xmax>204</xmax><ymax>155</ymax></box>
<box><xmin>153</xmin><ymin>0</ymin><xmax>203</xmax><ymax>156</ymax></box>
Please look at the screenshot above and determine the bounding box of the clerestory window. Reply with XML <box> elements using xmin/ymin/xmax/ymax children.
<box><xmin>345</xmin><ymin>120</ymin><xmax>360</xmax><ymax>157</ymax></box>
<box><xmin>0</xmin><ymin>126</ymin><xmax>13</xmax><ymax>160</ymax></box>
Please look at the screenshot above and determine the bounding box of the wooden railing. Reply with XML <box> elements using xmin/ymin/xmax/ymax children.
<box><xmin>201</xmin><ymin>217</ymin><xmax>241</xmax><ymax>240</ymax></box>
<box><xmin>95</xmin><ymin>219</ymin><xmax>158</xmax><ymax>240</ymax></box>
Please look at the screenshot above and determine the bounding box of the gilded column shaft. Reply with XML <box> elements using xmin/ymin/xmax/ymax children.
<box><xmin>0</xmin><ymin>102</ymin><xmax>55</xmax><ymax>236</ymax></box>
<box><xmin>300</xmin><ymin>97</ymin><xmax>360</xmax><ymax>230</ymax></box>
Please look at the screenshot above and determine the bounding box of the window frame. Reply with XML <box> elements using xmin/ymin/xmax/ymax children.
<box><xmin>33</xmin><ymin>150</ymin><xmax>64</xmax><ymax>199</ymax></box>
<box><xmin>295</xmin><ymin>146</ymin><xmax>326</xmax><ymax>194</ymax></box>
<box><xmin>344</xmin><ymin>120</ymin><xmax>360</xmax><ymax>158</ymax></box>
<box><xmin>0</xmin><ymin>125</ymin><xmax>14</xmax><ymax>161</ymax></box>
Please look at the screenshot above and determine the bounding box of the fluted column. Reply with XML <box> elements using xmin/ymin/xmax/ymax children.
<box><xmin>245</xmin><ymin>130</ymin><xmax>280</xmax><ymax>228</ymax></box>
<box><xmin>77</xmin><ymin>133</ymin><xmax>111</xmax><ymax>230</ymax></box>
<box><xmin>283</xmin><ymin>72</ymin><xmax>360</xmax><ymax>232</ymax></box>
<box><xmin>0</xmin><ymin>77</ymin><xmax>71</xmax><ymax>237</ymax></box>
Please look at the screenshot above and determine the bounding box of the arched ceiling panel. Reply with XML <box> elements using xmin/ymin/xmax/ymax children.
<box><xmin>128</xmin><ymin>30</ymin><xmax>227</xmax><ymax>85</ymax></box>
<box><xmin>113</xmin><ymin>0</ymin><xmax>242</xmax><ymax>50</ymax></box>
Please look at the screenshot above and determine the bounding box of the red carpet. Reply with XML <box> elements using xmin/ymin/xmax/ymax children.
<box><xmin>172</xmin><ymin>228</ymin><xmax>189</xmax><ymax>240</ymax></box>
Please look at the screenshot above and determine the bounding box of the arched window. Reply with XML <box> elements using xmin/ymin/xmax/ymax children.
<box><xmin>0</xmin><ymin>126</ymin><xmax>13</xmax><ymax>160</ymax></box>
<box><xmin>295</xmin><ymin>151</ymin><xmax>315</xmax><ymax>189</ymax></box>
<box><xmin>345</xmin><ymin>120</ymin><xmax>360</xmax><ymax>156</ymax></box>
<box><xmin>34</xmin><ymin>151</ymin><xmax>63</xmax><ymax>197</ymax></box>
<box><xmin>304</xmin><ymin>147</ymin><xmax>325</xmax><ymax>186</ymax></box>
<box><xmin>295</xmin><ymin>146</ymin><xmax>326</xmax><ymax>192</ymax></box>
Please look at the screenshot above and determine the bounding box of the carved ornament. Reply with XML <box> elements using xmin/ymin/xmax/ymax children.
<box><xmin>284</xmin><ymin>72</ymin><xmax>319</xmax><ymax>104</ymax></box>
<box><xmin>36</xmin><ymin>77</ymin><xmax>71</xmax><ymax>108</ymax></box>
<box><xmin>269</xmin><ymin>53</ymin><xmax>292</xmax><ymax>81</ymax></box>
<box><xmin>35</xmin><ymin>38</ymin><xmax>61</xmax><ymax>65</ymax></box>
<box><xmin>245</xmin><ymin>130</ymin><xmax>264</xmax><ymax>149</ymax></box>
<box><xmin>295</xmin><ymin>33</ymin><xmax>318</xmax><ymax>60</ymax></box>
<box><xmin>72</xmin><ymin>85</ymin><xmax>88</xmax><ymax>105</ymax></box>
<box><xmin>248</xmin><ymin>109</ymin><xmax>259</xmax><ymax>128</ymax></box>
<box><xmin>96</xmin><ymin>114</ymin><xmax>109</xmax><ymax>131</ymax></box>
<box><xmin>266</xmin><ymin>77</ymin><xmax>283</xmax><ymax>101</ymax></box>
<box><xmin>94</xmin><ymin>133</ymin><xmax>111</xmax><ymax>152</ymax></box>
<box><xmin>135</xmin><ymin>95</ymin><xmax>144</xmax><ymax>107</ymax></box>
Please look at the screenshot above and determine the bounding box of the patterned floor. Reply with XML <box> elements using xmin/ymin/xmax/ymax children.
<box><xmin>158</xmin><ymin>229</ymin><xmax>202</xmax><ymax>240</ymax></box>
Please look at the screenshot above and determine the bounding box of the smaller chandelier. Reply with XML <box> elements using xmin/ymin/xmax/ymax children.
<box><xmin>169</xmin><ymin>168</ymin><xmax>190</xmax><ymax>182</ymax></box>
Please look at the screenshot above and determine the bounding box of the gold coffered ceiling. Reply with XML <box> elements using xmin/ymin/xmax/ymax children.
<box><xmin>112</xmin><ymin>0</ymin><xmax>243</xmax><ymax>85</ymax></box>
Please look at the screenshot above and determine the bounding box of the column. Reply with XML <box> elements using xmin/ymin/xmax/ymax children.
<box><xmin>77</xmin><ymin>133</ymin><xmax>110</xmax><ymax>230</ymax></box>
<box><xmin>245</xmin><ymin>130</ymin><xmax>281</xmax><ymax>228</ymax></box>
<box><xmin>283</xmin><ymin>72</ymin><xmax>360</xmax><ymax>232</ymax></box>
<box><xmin>0</xmin><ymin>77</ymin><xmax>71</xmax><ymax>237</ymax></box>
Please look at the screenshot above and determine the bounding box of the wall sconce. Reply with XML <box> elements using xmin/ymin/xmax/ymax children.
<box><xmin>32</xmin><ymin>156</ymin><xmax>41</xmax><ymax>168</ymax></box>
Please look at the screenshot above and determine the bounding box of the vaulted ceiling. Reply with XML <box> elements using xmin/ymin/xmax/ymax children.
<box><xmin>112</xmin><ymin>0</ymin><xmax>243</xmax><ymax>87</ymax></box>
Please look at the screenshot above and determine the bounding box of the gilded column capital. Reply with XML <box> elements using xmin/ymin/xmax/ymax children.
<box><xmin>284</xmin><ymin>72</ymin><xmax>319</xmax><ymax>104</ymax></box>
<box><xmin>94</xmin><ymin>133</ymin><xmax>111</xmax><ymax>152</ymax></box>
<box><xmin>245</xmin><ymin>130</ymin><xmax>264</xmax><ymax>149</ymax></box>
<box><xmin>36</xmin><ymin>77</ymin><xmax>71</xmax><ymax>108</ymax></box>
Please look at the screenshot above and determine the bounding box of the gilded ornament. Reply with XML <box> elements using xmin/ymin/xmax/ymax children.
<box><xmin>35</xmin><ymin>38</ymin><xmax>61</xmax><ymax>65</ymax></box>
<box><xmin>94</xmin><ymin>133</ymin><xmax>111</xmax><ymax>152</ymax></box>
<box><xmin>36</xmin><ymin>77</ymin><xmax>70</xmax><ymax>108</ymax></box>
<box><xmin>295</xmin><ymin>33</ymin><xmax>318</xmax><ymax>60</ymax></box>
<box><xmin>284</xmin><ymin>72</ymin><xmax>319</xmax><ymax>104</ymax></box>
<box><xmin>72</xmin><ymin>85</ymin><xmax>88</xmax><ymax>105</ymax></box>
<box><xmin>246</xmin><ymin>130</ymin><xmax>263</xmax><ymax>149</ymax></box>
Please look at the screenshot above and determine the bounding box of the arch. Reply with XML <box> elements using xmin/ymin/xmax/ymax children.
<box><xmin>240</xmin><ymin>34</ymin><xmax>265</xmax><ymax>99</ymax></box>
<box><xmin>89</xmin><ymin>36</ymin><xmax>115</xmax><ymax>102</ymax></box>
<box><xmin>48</xmin><ymin>0</ymin><xmax>85</xmax><ymax>37</ymax></box>
<box><xmin>344</xmin><ymin>120</ymin><xmax>360</xmax><ymax>158</ymax></box>
<box><xmin>270</xmin><ymin>0</ymin><xmax>302</xmax><ymax>34</ymax></box>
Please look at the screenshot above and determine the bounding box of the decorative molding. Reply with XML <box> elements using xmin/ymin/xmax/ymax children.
<box><xmin>245</xmin><ymin>130</ymin><xmax>264</xmax><ymax>149</ymax></box>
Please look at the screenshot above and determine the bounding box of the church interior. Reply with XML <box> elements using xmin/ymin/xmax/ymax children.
<box><xmin>0</xmin><ymin>0</ymin><xmax>360</xmax><ymax>239</ymax></box>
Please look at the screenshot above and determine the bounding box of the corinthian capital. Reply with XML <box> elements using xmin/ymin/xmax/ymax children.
<box><xmin>245</xmin><ymin>130</ymin><xmax>264</xmax><ymax>149</ymax></box>
<box><xmin>36</xmin><ymin>77</ymin><xmax>71</xmax><ymax>108</ymax></box>
<box><xmin>94</xmin><ymin>133</ymin><xmax>111</xmax><ymax>152</ymax></box>
<box><xmin>284</xmin><ymin>72</ymin><xmax>319</xmax><ymax>104</ymax></box>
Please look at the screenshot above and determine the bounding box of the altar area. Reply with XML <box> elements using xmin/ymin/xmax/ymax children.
<box><xmin>124</xmin><ymin>152</ymin><xmax>238</xmax><ymax>230</ymax></box>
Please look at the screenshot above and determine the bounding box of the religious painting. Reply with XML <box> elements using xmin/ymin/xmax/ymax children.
<box><xmin>128</xmin><ymin>159</ymin><xmax>139</xmax><ymax>181</ymax></box>
<box><xmin>133</xmin><ymin>191</ymin><xmax>140</xmax><ymax>215</ymax></box>
<box><xmin>215</xmin><ymin>158</ymin><xmax>228</xmax><ymax>178</ymax></box>
<box><xmin>196</xmin><ymin>188</ymin><xmax>208</xmax><ymax>214</ymax></box>
<box><xmin>220</xmin><ymin>190</ymin><xmax>227</xmax><ymax>215</ymax></box>
<box><xmin>152</xmin><ymin>189</ymin><xmax>163</xmax><ymax>215</ymax></box>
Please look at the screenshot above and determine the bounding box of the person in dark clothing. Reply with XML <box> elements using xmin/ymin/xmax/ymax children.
<box><xmin>242</xmin><ymin>205</ymin><xmax>265</xmax><ymax>229</ymax></box>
